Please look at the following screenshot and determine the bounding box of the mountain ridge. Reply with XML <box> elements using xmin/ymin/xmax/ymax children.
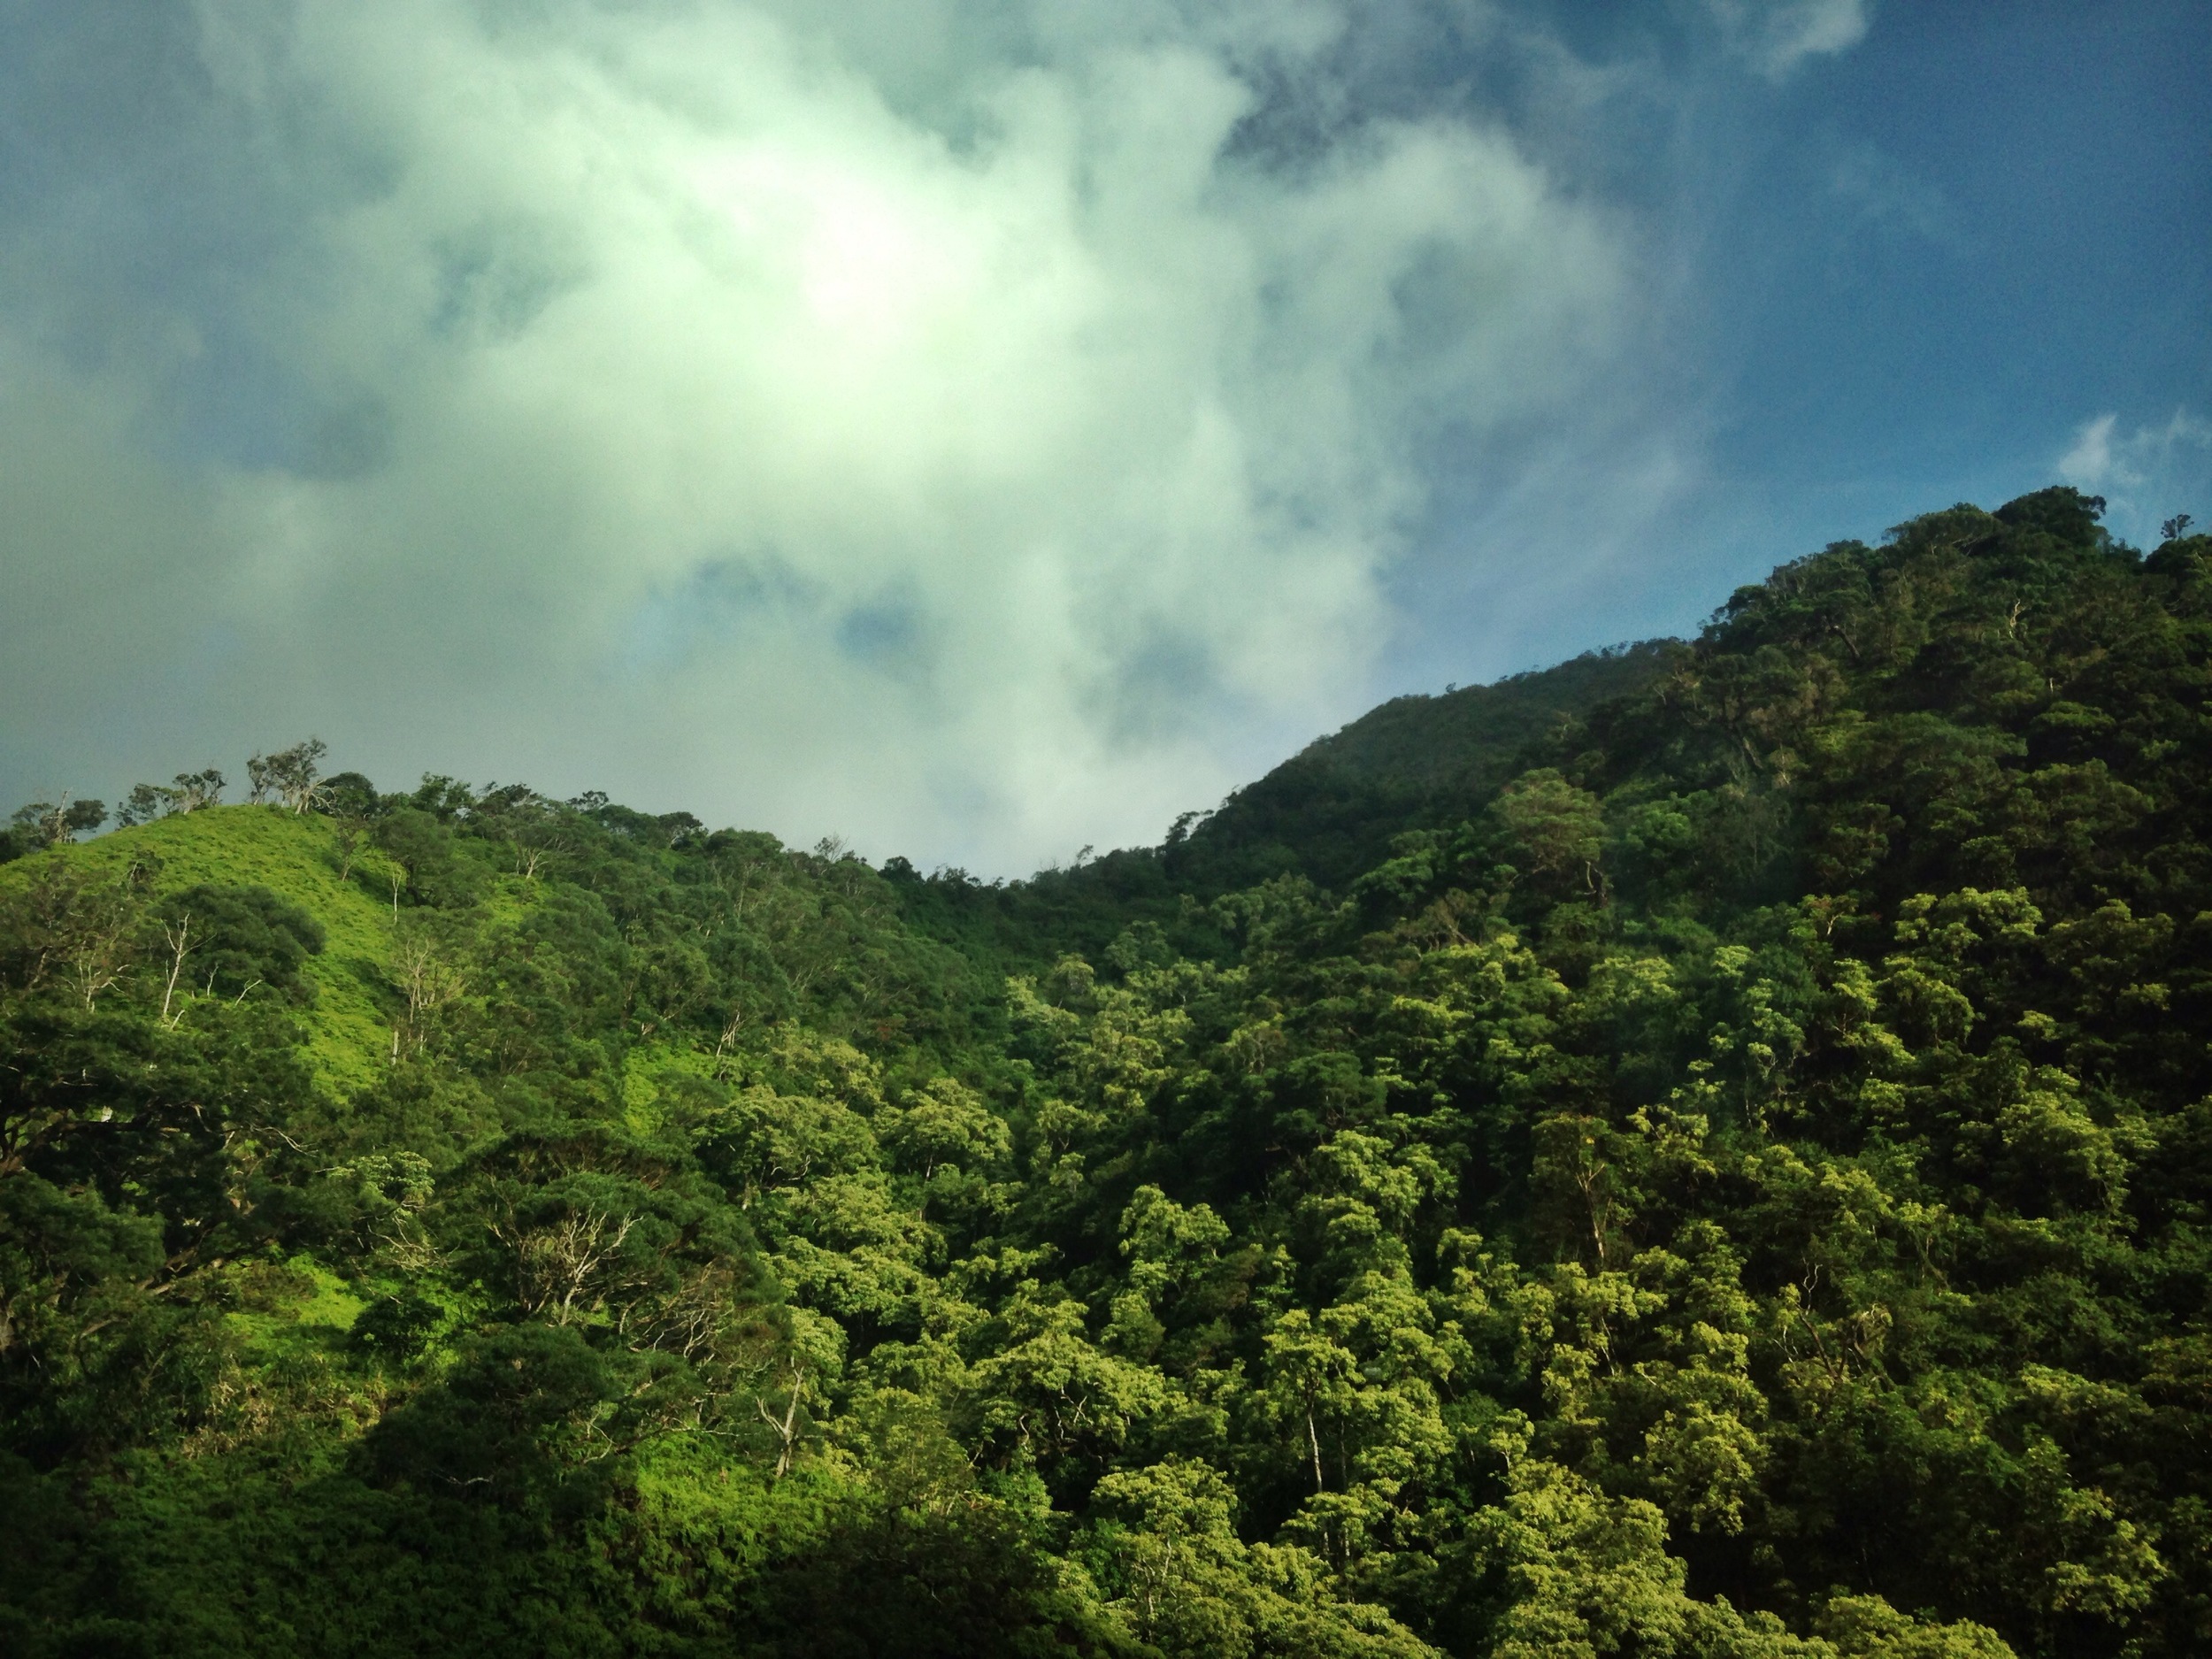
<box><xmin>2</xmin><ymin>486</ymin><xmax>2208</xmax><ymax>1659</ymax></box>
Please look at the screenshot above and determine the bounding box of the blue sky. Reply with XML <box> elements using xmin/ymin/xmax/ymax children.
<box><xmin>1</xmin><ymin>0</ymin><xmax>2205</xmax><ymax>872</ymax></box>
<box><xmin>1393</xmin><ymin>0</ymin><xmax>2212</xmax><ymax>687</ymax></box>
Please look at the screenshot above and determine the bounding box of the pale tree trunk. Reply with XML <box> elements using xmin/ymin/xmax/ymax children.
<box><xmin>757</xmin><ymin>1356</ymin><xmax>807</xmax><ymax>1479</ymax></box>
<box><xmin>160</xmin><ymin>915</ymin><xmax>192</xmax><ymax>1026</ymax></box>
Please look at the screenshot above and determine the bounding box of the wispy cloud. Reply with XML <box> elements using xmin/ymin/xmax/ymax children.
<box><xmin>1706</xmin><ymin>0</ymin><xmax>1873</xmax><ymax>81</ymax></box>
<box><xmin>2058</xmin><ymin>409</ymin><xmax>2212</xmax><ymax>542</ymax></box>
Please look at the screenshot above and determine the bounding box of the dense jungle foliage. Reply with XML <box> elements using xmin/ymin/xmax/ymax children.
<box><xmin>2</xmin><ymin>488</ymin><xmax>2208</xmax><ymax>1659</ymax></box>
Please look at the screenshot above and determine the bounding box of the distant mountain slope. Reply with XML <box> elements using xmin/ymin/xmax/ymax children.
<box><xmin>887</xmin><ymin>641</ymin><xmax>1674</xmax><ymax>970</ymax></box>
<box><xmin>1168</xmin><ymin>640</ymin><xmax>1674</xmax><ymax>894</ymax></box>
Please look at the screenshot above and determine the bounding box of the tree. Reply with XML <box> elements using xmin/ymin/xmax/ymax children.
<box><xmin>1489</xmin><ymin>769</ymin><xmax>1607</xmax><ymax>903</ymax></box>
<box><xmin>120</xmin><ymin>771</ymin><xmax>227</xmax><ymax>825</ymax></box>
<box><xmin>151</xmin><ymin>885</ymin><xmax>326</xmax><ymax>1006</ymax></box>
<box><xmin>114</xmin><ymin>784</ymin><xmax>180</xmax><ymax>828</ymax></box>
<box><xmin>172</xmin><ymin>769</ymin><xmax>225</xmax><ymax>812</ymax></box>
<box><xmin>246</xmin><ymin>740</ymin><xmax>327</xmax><ymax>812</ymax></box>
<box><xmin>9</xmin><ymin>798</ymin><xmax>105</xmax><ymax>849</ymax></box>
<box><xmin>1082</xmin><ymin>1458</ymin><xmax>1434</xmax><ymax>1657</ymax></box>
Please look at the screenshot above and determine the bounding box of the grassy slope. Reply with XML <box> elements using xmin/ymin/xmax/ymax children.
<box><xmin>0</xmin><ymin>805</ymin><xmax>402</xmax><ymax>1094</ymax></box>
<box><xmin>0</xmin><ymin>810</ymin><xmax>421</xmax><ymax>1399</ymax></box>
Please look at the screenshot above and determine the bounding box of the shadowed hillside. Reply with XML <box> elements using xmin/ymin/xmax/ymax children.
<box><xmin>1168</xmin><ymin>640</ymin><xmax>1675</xmax><ymax>894</ymax></box>
<box><xmin>886</xmin><ymin>641</ymin><xmax>1673</xmax><ymax>971</ymax></box>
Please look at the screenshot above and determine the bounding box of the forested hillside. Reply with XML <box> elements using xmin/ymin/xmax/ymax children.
<box><xmin>3</xmin><ymin>488</ymin><xmax>2208</xmax><ymax>1659</ymax></box>
<box><xmin>882</xmin><ymin>641</ymin><xmax>1671</xmax><ymax>973</ymax></box>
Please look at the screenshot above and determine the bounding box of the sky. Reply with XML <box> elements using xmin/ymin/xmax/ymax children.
<box><xmin>2</xmin><ymin>0</ymin><xmax>2206</xmax><ymax>874</ymax></box>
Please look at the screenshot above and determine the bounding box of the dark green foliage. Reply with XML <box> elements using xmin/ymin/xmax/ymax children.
<box><xmin>1171</xmin><ymin>640</ymin><xmax>1672</xmax><ymax>895</ymax></box>
<box><xmin>886</xmin><ymin>643</ymin><xmax>1670</xmax><ymax>976</ymax></box>
<box><xmin>8</xmin><ymin>797</ymin><xmax>107</xmax><ymax>849</ymax></box>
<box><xmin>0</xmin><ymin>488</ymin><xmax>2208</xmax><ymax>1656</ymax></box>
<box><xmin>155</xmin><ymin>884</ymin><xmax>326</xmax><ymax>1002</ymax></box>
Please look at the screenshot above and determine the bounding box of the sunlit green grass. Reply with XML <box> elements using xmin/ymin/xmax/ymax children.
<box><xmin>2</xmin><ymin>805</ymin><xmax>402</xmax><ymax>1094</ymax></box>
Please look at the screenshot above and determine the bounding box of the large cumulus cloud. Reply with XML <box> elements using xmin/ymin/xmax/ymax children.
<box><xmin>1</xmin><ymin>0</ymin><xmax>1632</xmax><ymax>869</ymax></box>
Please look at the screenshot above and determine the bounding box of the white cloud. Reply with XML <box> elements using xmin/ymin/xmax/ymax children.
<box><xmin>1707</xmin><ymin>0</ymin><xmax>1871</xmax><ymax>80</ymax></box>
<box><xmin>0</xmin><ymin>0</ymin><xmax>1632</xmax><ymax>871</ymax></box>
<box><xmin>2058</xmin><ymin>409</ymin><xmax>2212</xmax><ymax>543</ymax></box>
<box><xmin>2059</xmin><ymin>413</ymin><xmax>2125</xmax><ymax>487</ymax></box>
